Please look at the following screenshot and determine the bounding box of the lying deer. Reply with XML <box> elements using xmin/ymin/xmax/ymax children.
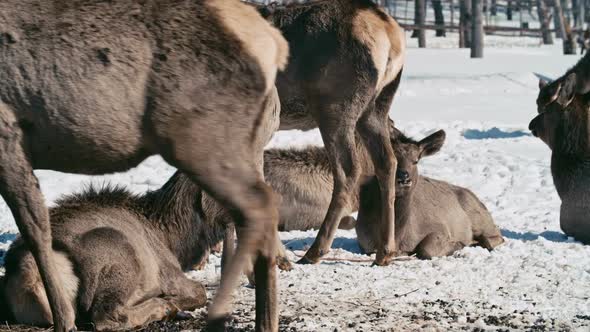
<box><xmin>253</xmin><ymin>0</ymin><xmax>406</xmax><ymax>265</ymax></box>
<box><xmin>218</xmin><ymin>126</ymin><xmax>503</xmax><ymax>264</ymax></box>
<box><xmin>356</xmin><ymin>129</ymin><xmax>504</xmax><ymax>258</ymax></box>
<box><xmin>530</xmin><ymin>77</ymin><xmax>590</xmax><ymax>245</ymax></box>
<box><xmin>0</xmin><ymin>0</ymin><xmax>287</xmax><ymax>330</ymax></box>
<box><xmin>1</xmin><ymin>173</ymin><xmax>221</xmax><ymax>330</ymax></box>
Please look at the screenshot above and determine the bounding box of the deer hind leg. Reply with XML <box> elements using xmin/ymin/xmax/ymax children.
<box><xmin>154</xmin><ymin>119</ymin><xmax>279</xmax><ymax>331</ymax></box>
<box><xmin>298</xmin><ymin>103</ymin><xmax>362</xmax><ymax>264</ymax></box>
<box><xmin>0</xmin><ymin>106</ymin><xmax>76</xmax><ymax>331</ymax></box>
<box><xmin>356</xmin><ymin>77</ymin><xmax>404</xmax><ymax>266</ymax></box>
<box><xmin>415</xmin><ymin>232</ymin><xmax>465</xmax><ymax>260</ymax></box>
<box><xmin>357</xmin><ymin>109</ymin><xmax>397</xmax><ymax>265</ymax></box>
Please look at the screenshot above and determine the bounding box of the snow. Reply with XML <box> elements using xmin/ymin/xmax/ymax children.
<box><xmin>1</xmin><ymin>31</ymin><xmax>590</xmax><ymax>330</ymax></box>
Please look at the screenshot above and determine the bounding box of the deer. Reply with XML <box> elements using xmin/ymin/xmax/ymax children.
<box><xmin>1</xmin><ymin>175</ymin><xmax>216</xmax><ymax>330</ymax></box>
<box><xmin>214</xmin><ymin>125</ymin><xmax>503</xmax><ymax>266</ymax></box>
<box><xmin>251</xmin><ymin>0</ymin><xmax>406</xmax><ymax>266</ymax></box>
<box><xmin>530</xmin><ymin>78</ymin><xmax>590</xmax><ymax>245</ymax></box>
<box><xmin>355</xmin><ymin>129</ymin><xmax>504</xmax><ymax>258</ymax></box>
<box><xmin>0</xmin><ymin>0</ymin><xmax>288</xmax><ymax>331</ymax></box>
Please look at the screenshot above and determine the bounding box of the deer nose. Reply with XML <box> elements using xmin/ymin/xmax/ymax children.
<box><xmin>396</xmin><ymin>170</ymin><xmax>410</xmax><ymax>181</ymax></box>
<box><xmin>528</xmin><ymin>116</ymin><xmax>541</xmax><ymax>137</ymax></box>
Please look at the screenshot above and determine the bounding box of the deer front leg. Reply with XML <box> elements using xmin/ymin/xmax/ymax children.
<box><xmin>0</xmin><ymin>109</ymin><xmax>76</xmax><ymax>332</ymax></box>
<box><xmin>415</xmin><ymin>232</ymin><xmax>465</xmax><ymax>259</ymax></box>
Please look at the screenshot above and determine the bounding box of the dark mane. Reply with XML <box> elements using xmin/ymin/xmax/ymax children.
<box><xmin>50</xmin><ymin>172</ymin><xmax>223</xmax><ymax>271</ymax></box>
<box><xmin>52</xmin><ymin>184</ymin><xmax>144</xmax><ymax>213</ymax></box>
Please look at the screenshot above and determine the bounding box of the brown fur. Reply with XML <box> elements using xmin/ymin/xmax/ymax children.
<box><xmin>1</xmin><ymin>173</ymin><xmax>232</xmax><ymax>330</ymax></box>
<box><xmin>0</xmin><ymin>0</ymin><xmax>287</xmax><ymax>330</ymax></box>
<box><xmin>207</xmin><ymin>127</ymin><xmax>502</xmax><ymax>264</ymax></box>
<box><xmin>356</xmin><ymin>129</ymin><xmax>504</xmax><ymax>258</ymax></box>
<box><xmin>254</xmin><ymin>0</ymin><xmax>406</xmax><ymax>265</ymax></box>
<box><xmin>530</xmin><ymin>83</ymin><xmax>590</xmax><ymax>245</ymax></box>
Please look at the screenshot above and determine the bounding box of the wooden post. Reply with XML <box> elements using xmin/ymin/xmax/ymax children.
<box><xmin>433</xmin><ymin>0</ymin><xmax>446</xmax><ymax>36</ymax></box>
<box><xmin>471</xmin><ymin>0</ymin><xmax>484</xmax><ymax>57</ymax></box>
<box><xmin>538</xmin><ymin>0</ymin><xmax>555</xmax><ymax>44</ymax></box>
<box><xmin>460</xmin><ymin>0</ymin><xmax>472</xmax><ymax>47</ymax></box>
<box><xmin>417</xmin><ymin>0</ymin><xmax>427</xmax><ymax>47</ymax></box>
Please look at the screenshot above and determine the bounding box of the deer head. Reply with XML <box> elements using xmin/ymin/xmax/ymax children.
<box><xmin>392</xmin><ymin>130</ymin><xmax>446</xmax><ymax>197</ymax></box>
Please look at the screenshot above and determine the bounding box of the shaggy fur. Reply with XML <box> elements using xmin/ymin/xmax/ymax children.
<box><xmin>530</xmin><ymin>86</ymin><xmax>590</xmax><ymax>245</ymax></box>
<box><xmin>253</xmin><ymin>0</ymin><xmax>406</xmax><ymax>265</ymax></box>
<box><xmin>1</xmin><ymin>172</ymin><xmax>227</xmax><ymax>330</ymax></box>
<box><xmin>0</xmin><ymin>0</ymin><xmax>287</xmax><ymax>330</ymax></box>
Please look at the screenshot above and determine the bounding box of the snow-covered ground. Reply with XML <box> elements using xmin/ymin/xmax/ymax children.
<box><xmin>1</xmin><ymin>32</ymin><xmax>590</xmax><ymax>331</ymax></box>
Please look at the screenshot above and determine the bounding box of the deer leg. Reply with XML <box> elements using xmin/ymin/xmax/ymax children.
<box><xmin>221</xmin><ymin>223</ymin><xmax>236</xmax><ymax>274</ymax></box>
<box><xmin>357</xmin><ymin>109</ymin><xmax>398</xmax><ymax>266</ymax></box>
<box><xmin>476</xmin><ymin>234</ymin><xmax>505</xmax><ymax>250</ymax></box>
<box><xmin>160</xmin><ymin>148</ymin><xmax>278</xmax><ymax>331</ymax></box>
<box><xmin>298</xmin><ymin>110</ymin><xmax>360</xmax><ymax>264</ymax></box>
<box><xmin>92</xmin><ymin>297</ymin><xmax>182</xmax><ymax>331</ymax></box>
<box><xmin>415</xmin><ymin>232</ymin><xmax>465</xmax><ymax>259</ymax></box>
<box><xmin>339</xmin><ymin>216</ymin><xmax>357</xmax><ymax>230</ymax></box>
<box><xmin>0</xmin><ymin>109</ymin><xmax>76</xmax><ymax>332</ymax></box>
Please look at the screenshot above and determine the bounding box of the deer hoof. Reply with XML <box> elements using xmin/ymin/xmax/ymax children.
<box><xmin>296</xmin><ymin>255</ymin><xmax>319</xmax><ymax>265</ymax></box>
<box><xmin>277</xmin><ymin>256</ymin><xmax>293</xmax><ymax>271</ymax></box>
<box><xmin>206</xmin><ymin>315</ymin><xmax>231</xmax><ymax>332</ymax></box>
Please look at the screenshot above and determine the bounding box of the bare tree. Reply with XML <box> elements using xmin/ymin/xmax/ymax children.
<box><xmin>507</xmin><ymin>0</ymin><xmax>514</xmax><ymax>20</ymax></box>
<box><xmin>460</xmin><ymin>0</ymin><xmax>472</xmax><ymax>47</ymax></box>
<box><xmin>433</xmin><ymin>0</ymin><xmax>446</xmax><ymax>36</ymax></box>
<box><xmin>538</xmin><ymin>0</ymin><xmax>555</xmax><ymax>44</ymax></box>
<box><xmin>471</xmin><ymin>0</ymin><xmax>484</xmax><ymax>57</ymax></box>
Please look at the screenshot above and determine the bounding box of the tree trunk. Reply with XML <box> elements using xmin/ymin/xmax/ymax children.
<box><xmin>564</xmin><ymin>24</ymin><xmax>578</xmax><ymax>53</ymax></box>
<box><xmin>507</xmin><ymin>0</ymin><xmax>513</xmax><ymax>20</ymax></box>
<box><xmin>491</xmin><ymin>0</ymin><xmax>498</xmax><ymax>15</ymax></box>
<box><xmin>433</xmin><ymin>0</ymin><xmax>446</xmax><ymax>36</ymax></box>
<box><xmin>471</xmin><ymin>0</ymin><xmax>484</xmax><ymax>57</ymax></box>
<box><xmin>412</xmin><ymin>0</ymin><xmax>420</xmax><ymax>38</ymax></box>
<box><xmin>554</xmin><ymin>0</ymin><xmax>567</xmax><ymax>39</ymax></box>
<box><xmin>416</xmin><ymin>0</ymin><xmax>427</xmax><ymax>47</ymax></box>
<box><xmin>460</xmin><ymin>0</ymin><xmax>472</xmax><ymax>47</ymax></box>
<box><xmin>538</xmin><ymin>0</ymin><xmax>555</xmax><ymax>44</ymax></box>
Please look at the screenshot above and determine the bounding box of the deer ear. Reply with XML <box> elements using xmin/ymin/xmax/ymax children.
<box><xmin>556</xmin><ymin>72</ymin><xmax>577</xmax><ymax>108</ymax></box>
<box><xmin>539</xmin><ymin>79</ymin><xmax>548</xmax><ymax>89</ymax></box>
<box><xmin>419</xmin><ymin>130</ymin><xmax>446</xmax><ymax>158</ymax></box>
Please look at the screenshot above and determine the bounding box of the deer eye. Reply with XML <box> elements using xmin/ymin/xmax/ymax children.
<box><xmin>413</xmin><ymin>160</ymin><xmax>419</xmax><ymax>165</ymax></box>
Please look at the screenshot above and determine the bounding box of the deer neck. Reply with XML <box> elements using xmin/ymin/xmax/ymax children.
<box><xmin>554</xmin><ymin>103</ymin><xmax>590</xmax><ymax>157</ymax></box>
<box><xmin>394</xmin><ymin>178</ymin><xmax>419</xmax><ymax>230</ymax></box>
<box><xmin>140</xmin><ymin>171</ymin><xmax>222</xmax><ymax>270</ymax></box>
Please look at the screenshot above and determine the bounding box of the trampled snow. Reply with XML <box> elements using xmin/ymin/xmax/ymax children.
<box><xmin>1</xmin><ymin>32</ymin><xmax>589</xmax><ymax>330</ymax></box>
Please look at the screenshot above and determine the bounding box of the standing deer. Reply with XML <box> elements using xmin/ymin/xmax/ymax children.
<box><xmin>253</xmin><ymin>0</ymin><xmax>406</xmax><ymax>266</ymax></box>
<box><xmin>213</xmin><ymin>126</ymin><xmax>503</xmax><ymax>265</ymax></box>
<box><xmin>0</xmin><ymin>0</ymin><xmax>287</xmax><ymax>330</ymax></box>
<box><xmin>530</xmin><ymin>80</ymin><xmax>590</xmax><ymax>245</ymax></box>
